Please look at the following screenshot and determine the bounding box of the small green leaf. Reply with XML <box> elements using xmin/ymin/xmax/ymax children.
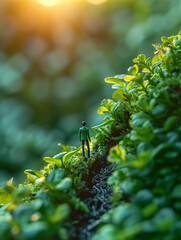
<box><xmin>48</xmin><ymin>204</ymin><xmax>70</xmax><ymax>224</ymax></box>
<box><xmin>24</xmin><ymin>170</ymin><xmax>44</xmax><ymax>178</ymax></box>
<box><xmin>43</xmin><ymin>157</ymin><xmax>61</xmax><ymax>165</ymax></box>
<box><xmin>55</xmin><ymin>178</ymin><xmax>72</xmax><ymax>191</ymax></box>
<box><xmin>62</xmin><ymin>147</ymin><xmax>81</xmax><ymax>162</ymax></box>
<box><xmin>97</xmin><ymin>106</ymin><xmax>110</xmax><ymax>115</ymax></box>
<box><xmin>47</xmin><ymin>169</ymin><xmax>64</xmax><ymax>184</ymax></box>
<box><xmin>19</xmin><ymin>222</ymin><xmax>49</xmax><ymax>239</ymax></box>
<box><xmin>112</xmin><ymin>90</ymin><xmax>127</xmax><ymax>101</ymax></box>
<box><xmin>53</xmin><ymin>152</ymin><xmax>66</xmax><ymax>159</ymax></box>
<box><xmin>152</xmin><ymin>61</ymin><xmax>162</xmax><ymax>70</ymax></box>
<box><xmin>92</xmin><ymin>119</ymin><xmax>114</xmax><ymax>129</ymax></box>
<box><xmin>124</xmin><ymin>75</ymin><xmax>135</xmax><ymax>81</ymax></box>
<box><xmin>101</xmin><ymin>99</ymin><xmax>116</xmax><ymax>112</ymax></box>
<box><xmin>132</xmin><ymin>112</ymin><xmax>150</xmax><ymax>127</ymax></box>
<box><xmin>104</xmin><ymin>77</ymin><xmax>126</xmax><ymax>89</ymax></box>
<box><xmin>134</xmin><ymin>189</ymin><xmax>153</xmax><ymax>206</ymax></box>
<box><xmin>143</xmin><ymin>203</ymin><xmax>158</xmax><ymax>218</ymax></box>
<box><xmin>142</xmin><ymin>68</ymin><xmax>150</xmax><ymax>73</ymax></box>
<box><xmin>108</xmin><ymin>145</ymin><xmax>126</xmax><ymax>163</ymax></box>
<box><xmin>163</xmin><ymin>116</ymin><xmax>177</xmax><ymax>131</ymax></box>
<box><xmin>174</xmin><ymin>39</ymin><xmax>181</xmax><ymax>46</ymax></box>
<box><xmin>133</xmin><ymin>54</ymin><xmax>146</xmax><ymax>63</ymax></box>
<box><xmin>151</xmin><ymin>143</ymin><xmax>172</xmax><ymax>158</ymax></box>
<box><xmin>151</xmin><ymin>54</ymin><xmax>160</xmax><ymax>66</ymax></box>
<box><xmin>128</xmin><ymin>64</ymin><xmax>139</xmax><ymax>76</ymax></box>
<box><xmin>127</xmin><ymin>81</ymin><xmax>134</xmax><ymax>91</ymax></box>
<box><xmin>171</xmin><ymin>185</ymin><xmax>181</xmax><ymax>199</ymax></box>
<box><xmin>131</xmin><ymin>74</ymin><xmax>144</xmax><ymax>85</ymax></box>
<box><xmin>152</xmin><ymin>104</ymin><xmax>166</xmax><ymax>116</ymax></box>
<box><xmin>153</xmin><ymin>208</ymin><xmax>176</xmax><ymax>231</ymax></box>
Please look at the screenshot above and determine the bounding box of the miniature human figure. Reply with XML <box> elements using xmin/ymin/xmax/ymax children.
<box><xmin>79</xmin><ymin>121</ymin><xmax>91</xmax><ymax>158</ymax></box>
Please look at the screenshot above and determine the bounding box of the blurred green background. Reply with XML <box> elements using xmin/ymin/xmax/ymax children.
<box><xmin>1</xmin><ymin>0</ymin><xmax>181</xmax><ymax>182</ymax></box>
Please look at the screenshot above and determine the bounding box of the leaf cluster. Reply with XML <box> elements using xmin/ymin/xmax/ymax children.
<box><xmin>93</xmin><ymin>31</ymin><xmax>181</xmax><ymax>240</ymax></box>
<box><xmin>0</xmin><ymin>144</ymin><xmax>93</xmax><ymax>240</ymax></box>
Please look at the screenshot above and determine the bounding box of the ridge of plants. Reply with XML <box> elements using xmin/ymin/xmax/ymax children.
<box><xmin>92</xmin><ymin>30</ymin><xmax>181</xmax><ymax>240</ymax></box>
<box><xmin>0</xmin><ymin>31</ymin><xmax>180</xmax><ymax>240</ymax></box>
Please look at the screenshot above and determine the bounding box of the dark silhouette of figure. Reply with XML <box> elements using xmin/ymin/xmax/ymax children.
<box><xmin>79</xmin><ymin>121</ymin><xmax>90</xmax><ymax>158</ymax></box>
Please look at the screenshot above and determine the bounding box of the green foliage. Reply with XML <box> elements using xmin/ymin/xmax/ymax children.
<box><xmin>1</xmin><ymin>31</ymin><xmax>181</xmax><ymax>240</ymax></box>
<box><xmin>93</xmin><ymin>31</ymin><xmax>181</xmax><ymax>240</ymax></box>
<box><xmin>92</xmin><ymin>98</ymin><xmax>132</xmax><ymax>155</ymax></box>
<box><xmin>1</xmin><ymin>0</ymin><xmax>181</xmax><ymax>183</ymax></box>
<box><xmin>0</xmin><ymin>142</ymin><xmax>95</xmax><ymax>239</ymax></box>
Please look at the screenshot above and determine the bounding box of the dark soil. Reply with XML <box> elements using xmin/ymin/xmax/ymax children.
<box><xmin>68</xmin><ymin>128</ymin><xmax>125</xmax><ymax>240</ymax></box>
<box><xmin>69</xmin><ymin>152</ymin><xmax>114</xmax><ymax>240</ymax></box>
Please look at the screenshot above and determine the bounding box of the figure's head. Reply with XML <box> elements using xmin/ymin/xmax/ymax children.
<box><xmin>82</xmin><ymin>121</ymin><xmax>86</xmax><ymax>126</ymax></box>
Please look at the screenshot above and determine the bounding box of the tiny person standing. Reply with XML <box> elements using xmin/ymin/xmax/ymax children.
<box><xmin>79</xmin><ymin>121</ymin><xmax>91</xmax><ymax>158</ymax></box>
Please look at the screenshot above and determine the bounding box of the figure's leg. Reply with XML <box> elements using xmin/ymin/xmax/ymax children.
<box><xmin>82</xmin><ymin>141</ymin><xmax>85</xmax><ymax>157</ymax></box>
<box><xmin>86</xmin><ymin>140</ymin><xmax>90</xmax><ymax>158</ymax></box>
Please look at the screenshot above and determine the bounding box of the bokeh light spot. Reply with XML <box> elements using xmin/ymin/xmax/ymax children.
<box><xmin>87</xmin><ymin>0</ymin><xmax>107</xmax><ymax>5</ymax></box>
<box><xmin>37</xmin><ymin>0</ymin><xmax>62</xmax><ymax>7</ymax></box>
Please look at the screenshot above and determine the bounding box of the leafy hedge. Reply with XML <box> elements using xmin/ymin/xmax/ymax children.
<box><xmin>0</xmin><ymin>31</ymin><xmax>181</xmax><ymax>240</ymax></box>
<box><xmin>0</xmin><ymin>144</ymin><xmax>95</xmax><ymax>240</ymax></box>
<box><xmin>92</xmin><ymin>31</ymin><xmax>181</xmax><ymax>240</ymax></box>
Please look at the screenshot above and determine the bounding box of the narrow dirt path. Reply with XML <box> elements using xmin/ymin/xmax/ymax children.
<box><xmin>69</xmin><ymin>152</ymin><xmax>114</xmax><ymax>240</ymax></box>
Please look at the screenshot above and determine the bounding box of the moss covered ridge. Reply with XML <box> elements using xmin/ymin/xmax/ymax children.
<box><xmin>0</xmin><ymin>31</ymin><xmax>181</xmax><ymax>240</ymax></box>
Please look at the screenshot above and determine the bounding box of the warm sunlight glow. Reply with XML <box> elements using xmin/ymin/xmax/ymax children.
<box><xmin>37</xmin><ymin>0</ymin><xmax>62</xmax><ymax>7</ymax></box>
<box><xmin>87</xmin><ymin>0</ymin><xmax>107</xmax><ymax>5</ymax></box>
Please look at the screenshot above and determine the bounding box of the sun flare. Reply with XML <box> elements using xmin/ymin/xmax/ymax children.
<box><xmin>37</xmin><ymin>0</ymin><xmax>62</xmax><ymax>7</ymax></box>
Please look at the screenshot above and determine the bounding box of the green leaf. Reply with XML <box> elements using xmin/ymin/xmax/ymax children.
<box><xmin>91</xmin><ymin>128</ymin><xmax>102</xmax><ymax>134</ymax></box>
<box><xmin>126</xmin><ymin>81</ymin><xmax>134</xmax><ymax>91</ymax></box>
<box><xmin>24</xmin><ymin>169</ymin><xmax>44</xmax><ymax>178</ymax></box>
<box><xmin>132</xmin><ymin>112</ymin><xmax>150</xmax><ymax>127</ymax></box>
<box><xmin>112</xmin><ymin>204</ymin><xmax>141</xmax><ymax>226</ymax></box>
<box><xmin>47</xmin><ymin>169</ymin><xmax>64</xmax><ymax>184</ymax></box>
<box><xmin>174</xmin><ymin>39</ymin><xmax>181</xmax><ymax>47</ymax></box>
<box><xmin>112</xmin><ymin>90</ymin><xmax>127</xmax><ymax>101</ymax></box>
<box><xmin>55</xmin><ymin>178</ymin><xmax>72</xmax><ymax>191</ymax></box>
<box><xmin>152</xmin><ymin>104</ymin><xmax>166</xmax><ymax>116</ymax></box>
<box><xmin>133</xmin><ymin>54</ymin><xmax>146</xmax><ymax>64</ymax></box>
<box><xmin>108</xmin><ymin>145</ymin><xmax>126</xmax><ymax>163</ymax></box>
<box><xmin>152</xmin><ymin>54</ymin><xmax>160</xmax><ymax>66</ymax></box>
<box><xmin>19</xmin><ymin>222</ymin><xmax>49</xmax><ymax>240</ymax></box>
<box><xmin>137</xmin><ymin>99</ymin><xmax>149</xmax><ymax>111</ymax></box>
<box><xmin>131</xmin><ymin>74</ymin><xmax>144</xmax><ymax>85</ymax></box>
<box><xmin>163</xmin><ymin>116</ymin><xmax>177</xmax><ymax>131</ymax></box>
<box><xmin>101</xmin><ymin>99</ymin><xmax>116</xmax><ymax>112</ymax></box>
<box><xmin>171</xmin><ymin>185</ymin><xmax>181</xmax><ymax>199</ymax></box>
<box><xmin>92</xmin><ymin>119</ymin><xmax>114</xmax><ymax>129</ymax></box>
<box><xmin>53</xmin><ymin>152</ymin><xmax>67</xmax><ymax>159</ymax></box>
<box><xmin>114</xmin><ymin>74</ymin><xmax>126</xmax><ymax>79</ymax></box>
<box><xmin>112</xmin><ymin>84</ymin><xmax>123</xmax><ymax>90</ymax></box>
<box><xmin>62</xmin><ymin>147</ymin><xmax>81</xmax><ymax>162</ymax></box>
<box><xmin>142</xmin><ymin>68</ymin><xmax>150</xmax><ymax>73</ymax></box>
<box><xmin>143</xmin><ymin>203</ymin><xmax>158</xmax><ymax>218</ymax></box>
<box><xmin>128</xmin><ymin>64</ymin><xmax>139</xmax><ymax>76</ymax></box>
<box><xmin>48</xmin><ymin>204</ymin><xmax>70</xmax><ymax>224</ymax></box>
<box><xmin>104</xmin><ymin>77</ymin><xmax>126</xmax><ymax>89</ymax></box>
<box><xmin>153</xmin><ymin>208</ymin><xmax>176</xmax><ymax>231</ymax></box>
<box><xmin>124</xmin><ymin>75</ymin><xmax>135</xmax><ymax>81</ymax></box>
<box><xmin>43</xmin><ymin>157</ymin><xmax>61</xmax><ymax>165</ymax></box>
<box><xmin>151</xmin><ymin>143</ymin><xmax>172</xmax><ymax>158</ymax></box>
<box><xmin>134</xmin><ymin>189</ymin><xmax>153</xmax><ymax>206</ymax></box>
<box><xmin>152</xmin><ymin>61</ymin><xmax>162</xmax><ymax>70</ymax></box>
<box><xmin>131</xmin><ymin>150</ymin><xmax>152</xmax><ymax>168</ymax></box>
<box><xmin>97</xmin><ymin>106</ymin><xmax>110</xmax><ymax>115</ymax></box>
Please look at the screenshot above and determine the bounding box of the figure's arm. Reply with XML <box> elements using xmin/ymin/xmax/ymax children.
<box><xmin>79</xmin><ymin>129</ymin><xmax>81</xmax><ymax>142</ymax></box>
